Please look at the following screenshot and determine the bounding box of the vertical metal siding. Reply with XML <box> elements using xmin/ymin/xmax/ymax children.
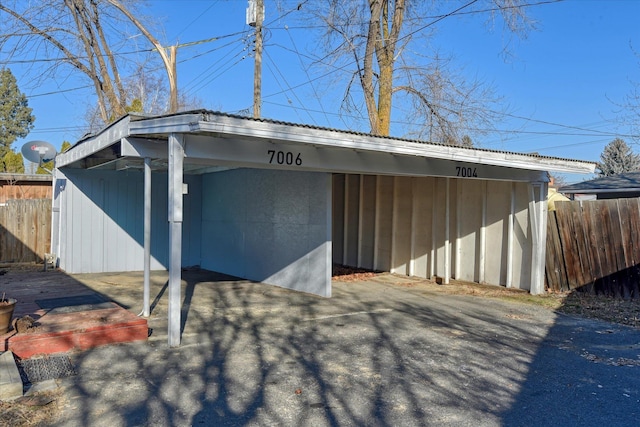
<box><xmin>57</xmin><ymin>169</ymin><xmax>202</xmax><ymax>274</ymax></box>
<box><xmin>333</xmin><ymin>173</ymin><xmax>534</xmax><ymax>290</ymax></box>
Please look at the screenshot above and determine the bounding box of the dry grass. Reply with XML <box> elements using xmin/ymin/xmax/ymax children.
<box><xmin>557</xmin><ymin>292</ymin><xmax>640</xmax><ymax>328</ymax></box>
<box><xmin>426</xmin><ymin>279</ymin><xmax>640</xmax><ymax>328</ymax></box>
<box><xmin>0</xmin><ymin>390</ymin><xmax>63</xmax><ymax>427</ymax></box>
<box><xmin>333</xmin><ymin>265</ymin><xmax>640</xmax><ymax>330</ymax></box>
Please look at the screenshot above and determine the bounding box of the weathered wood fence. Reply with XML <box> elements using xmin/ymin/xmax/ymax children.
<box><xmin>0</xmin><ymin>199</ymin><xmax>51</xmax><ymax>263</ymax></box>
<box><xmin>545</xmin><ymin>198</ymin><xmax>640</xmax><ymax>298</ymax></box>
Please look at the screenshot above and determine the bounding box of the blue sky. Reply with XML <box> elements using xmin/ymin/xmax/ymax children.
<box><xmin>8</xmin><ymin>0</ymin><xmax>640</xmax><ymax>182</ymax></box>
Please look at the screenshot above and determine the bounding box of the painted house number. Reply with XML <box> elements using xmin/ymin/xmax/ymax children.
<box><xmin>456</xmin><ymin>166</ymin><xmax>478</xmax><ymax>178</ymax></box>
<box><xmin>267</xmin><ymin>150</ymin><xmax>302</xmax><ymax>166</ymax></box>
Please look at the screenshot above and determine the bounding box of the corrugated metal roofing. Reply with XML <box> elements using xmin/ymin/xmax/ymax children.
<box><xmin>76</xmin><ymin>110</ymin><xmax>595</xmax><ymax>167</ymax></box>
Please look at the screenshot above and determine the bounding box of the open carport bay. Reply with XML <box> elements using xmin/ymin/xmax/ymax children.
<box><xmin>46</xmin><ymin>270</ymin><xmax>640</xmax><ymax>426</ymax></box>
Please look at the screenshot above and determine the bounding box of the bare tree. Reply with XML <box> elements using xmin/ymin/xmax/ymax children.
<box><xmin>619</xmin><ymin>46</ymin><xmax>640</xmax><ymax>143</ymax></box>
<box><xmin>0</xmin><ymin>0</ymin><xmax>178</xmax><ymax>127</ymax></box>
<box><xmin>303</xmin><ymin>0</ymin><xmax>536</xmax><ymax>142</ymax></box>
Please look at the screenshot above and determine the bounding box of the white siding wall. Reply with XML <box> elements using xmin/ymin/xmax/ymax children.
<box><xmin>55</xmin><ymin>169</ymin><xmax>202</xmax><ymax>273</ymax></box>
<box><xmin>201</xmin><ymin>169</ymin><xmax>332</xmax><ymax>297</ymax></box>
<box><xmin>333</xmin><ymin>174</ymin><xmax>535</xmax><ymax>290</ymax></box>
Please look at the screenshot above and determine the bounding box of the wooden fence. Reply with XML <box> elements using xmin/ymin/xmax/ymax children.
<box><xmin>0</xmin><ymin>199</ymin><xmax>51</xmax><ymax>264</ymax></box>
<box><xmin>545</xmin><ymin>198</ymin><xmax>640</xmax><ymax>298</ymax></box>
<box><xmin>0</xmin><ymin>174</ymin><xmax>52</xmax><ymax>204</ymax></box>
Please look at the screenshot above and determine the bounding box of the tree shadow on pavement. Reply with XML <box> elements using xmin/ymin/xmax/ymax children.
<box><xmin>18</xmin><ymin>269</ymin><xmax>640</xmax><ymax>426</ymax></box>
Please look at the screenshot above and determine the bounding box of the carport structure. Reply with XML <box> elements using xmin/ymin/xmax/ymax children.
<box><xmin>52</xmin><ymin>110</ymin><xmax>594</xmax><ymax>346</ymax></box>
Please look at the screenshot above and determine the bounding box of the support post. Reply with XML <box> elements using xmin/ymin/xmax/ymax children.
<box><xmin>373</xmin><ymin>175</ymin><xmax>380</xmax><ymax>271</ymax></box>
<box><xmin>143</xmin><ymin>157</ymin><xmax>151</xmax><ymax>317</ymax></box>
<box><xmin>444</xmin><ymin>178</ymin><xmax>451</xmax><ymax>284</ymax></box>
<box><xmin>455</xmin><ymin>180</ymin><xmax>461</xmax><ymax>279</ymax></box>
<box><xmin>506</xmin><ymin>183</ymin><xmax>515</xmax><ymax>288</ymax></box>
<box><xmin>51</xmin><ymin>169</ymin><xmax>62</xmax><ymax>268</ymax></box>
<box><xmin>391</xmin><ymin>176</ymin><xmax>398</xmax><ymax>273</ymax></box>
<box><xmin>343</xmin><ymin>174</ymin><xmax>350</xmax><ymax>266</ymax></box>
<box><xmin>168</xmin><ymin>133</ymin><xmax>184</xmax><ymax>347</ymax></box>
<box><xmin>430</xmin><ymin>178</ymin><xmax>436</xmax><ymax>279</ymax></box>
<box><xmin>529</xmin><ymin>182</ymin><xmax>548</xmax><ymax>294</ymax></box>
<box><xmin>357</xmin><ymin>174</ymin><xmax>364</xmax><ymax>268</ymax></box>
<box><xmin>479</xmin><ymin>180</ymin><xmax>487</xmax><ymax>283</ymax></box>
<box><xmin>409</xmin><ymin>178</ymin><xmax>417</xmax><ymax>277</ymax></box>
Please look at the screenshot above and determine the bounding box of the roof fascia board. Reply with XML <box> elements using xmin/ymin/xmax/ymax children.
<box><xmin>193</xmin><ymin>116</ymin><xmax>594</xmax><ymax>174</ymax></box>
<box><xmin>127</xmin><ymin>112</ymin><xmax>595</xmax><ymax>174</ymax></box>
<box><xmin>122</xmin><ymin>133</ymin><xmax>546</xmax><ymax>181</ymax></box>
<box><xmin>128</xmin><ymin>113</ymin><xmax>203</xmax><ymax>135</ymax></box>
<box><xmin>183</xmin><ymin>134</ymin><xmax>546</xmax><ymax>181</ymax></box>
<box><xmin>56</xmin><ymin>117</ymin><xmax>131</xmax><ymax>168</ymax></box>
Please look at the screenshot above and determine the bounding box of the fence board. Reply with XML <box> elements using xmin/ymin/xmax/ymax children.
<box><xmin>546</xmin><ymin>198</ymin><xmax>640</xmax><ymax>298</ymax></box>
<box><xmin>582</xmin><ymin>202</ymin><xmax>606</xmax><ymax>294</ymax></box>
<box><xmin>545</xmin><ymin>211</ymin><xmax>569</xmax><ymax>291</ymax></box>
<box><xmin>555</xmin><ymin>202</ymin><xmax>578</xmax><ymax>289</ymax></box>
<box><xmin>571</xmin><ymin>201</ymin><xmax>595</xmax><ymax>290</ymax></box>
<box><xmin>616</xmin><ymin>199</ymin><xmax>634</xmax><ymax>298</ymax></box>
<box><xmin>0</xmin><ymin>199</ymin><xmax>51</xmax><ymax>263</ymax></box>
<box><xmin>600</xmin><ymin>200</ymin><xmax>622</xmax><ymax>296</ymax></box>
<box><xmin>624</xmin><ymin>198</ymin><xmax>640</xmax><ymax>297</ymax></box>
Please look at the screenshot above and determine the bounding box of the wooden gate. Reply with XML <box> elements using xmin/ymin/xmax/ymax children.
<box><xmin>0</xmin><ymin>199</ymin><xmax>51</xmax><ymax>263</ymax></box>
<box><xmin>545</xmin><ymin>198</ymin><xmax>640</xmax><ymax>298</ymax></box>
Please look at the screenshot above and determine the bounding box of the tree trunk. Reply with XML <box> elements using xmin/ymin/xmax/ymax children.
<box><xmin>365</xmin><ymin>0</ymin><xmax>405</xmax><ymax>136</ymax></box>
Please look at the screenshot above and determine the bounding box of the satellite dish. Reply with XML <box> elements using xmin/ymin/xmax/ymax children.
<box><xmin>21</xmin><ymin>140</ymin><xmax>57</xmax><ymax>166</ymax></box>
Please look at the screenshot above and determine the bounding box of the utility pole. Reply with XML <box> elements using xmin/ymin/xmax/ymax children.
<box><xmin>249</xmin><ymin>0</ymin><xmax>264</xmax><ymax>118</ymax></box>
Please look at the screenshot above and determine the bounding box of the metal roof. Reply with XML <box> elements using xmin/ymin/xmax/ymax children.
<box><xmin>57</xmin><ymin>110</ymin><xmax>596</xmax><ymax>176</ymax></box>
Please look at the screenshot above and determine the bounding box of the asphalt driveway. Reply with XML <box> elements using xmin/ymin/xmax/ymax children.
<box><xmin>31</xmin><ymin>270</ymin><xmax>640</xmax><ymax>426</ymax></box>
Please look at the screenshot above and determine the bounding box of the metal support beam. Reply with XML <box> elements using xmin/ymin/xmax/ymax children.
<box><xmin>455</xmin><ymin>180</ymin><xmax>461</xmax><ymax>279</ymax></box>
<box><xmin>479</xmin><ymin>181</ymin><xmax>487</xmax><ymax>283</ymax></box>
<box><xmin>357</xmin><ymin>174</ymin><xmax>364</xmax><ymax>268</ymax></box>
<box><xmin>168</xmin><ymin>133</ymin><xmax>184</xmax><ymax>347</ymax></box>
<box><xmin>444</xmin><ymin>178</ymin><xmax>451</xmax><ymax>284</ymax></box>
<box><xmin>391</xmin><ymin>176</ymin><xmax>398</xmax><ymax>274</ymax></box>
<box><xmin>342</xmin><ymin>175</ymin><xmax>350</xmax><ymax>266</ymax></box>
<box><xmin>430</xmin><ymin>178</ymin><xmax>436</xmax><ymax>279</ymax></box>
<box><xmin>142</xmin><ymin>157</ymin><xmax>151</xmax><ymax>317</ymax></box>
<box><xmin>373</xmin><ymin>176</ymin><xmax>380</xmax><ymax>271</ymax></box>
<box><xmin>529</xmin><ymin>182</ymin><xmax>548</xmax><ymax>294</ymax></box>
<box><xmin>50</xmin><ymin>170</ymin><xmax>62</xmax><ymax>268</ymax></box>
<box><xmin>409</xmin><ymin>178</ymin><xmax>417</xmax><ymax>277</ymax></box>
<box><xmin>506</xmin><ymin>183</ymin><xmax>516</xmax><ymax>288</ymax></box>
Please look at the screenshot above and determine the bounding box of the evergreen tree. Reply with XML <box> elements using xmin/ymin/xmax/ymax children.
<box><xmin>1</xmin><ymin>149</ymin><xmax>25</xmax><ymax>173</ymax></box>
<box><xmin>0</xmin><ymin>68</ymin><xmax>35</xmax><ymax>171</ymax></box>
<box><xmin>597</xmin><ymin>138</ymin><xmax>640</xmax><ymax>177</ymax></box>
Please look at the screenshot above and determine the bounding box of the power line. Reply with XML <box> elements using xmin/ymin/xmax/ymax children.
<box><xmin>263</xmin><ymin>49</ymin><xmax>317</xmax><ymax>125</ymax></box>
<box><xmin>28</xmin><ymin>84</ymin><xmax>93</xmax><ymax>98</ymax></box>
<box><xmin>284</xmin><ymin>25</ymin><xmax>330</xmax><ymax>125</ymax></box>
<box><xmin>172</xmin><ymin>0</ymin><xmax>220</xmax><ymax>40</ymax></box>
<box><xmin>0</xmin><ymin>31</ymin><xmax>247</xmax><ymax>65</ymax></box>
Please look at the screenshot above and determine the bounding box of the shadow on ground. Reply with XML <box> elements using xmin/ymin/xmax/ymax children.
<box><xmin>2</xmin><ymin>266</ymin><xmax>640</xmax><ymax>426</ymax></box>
